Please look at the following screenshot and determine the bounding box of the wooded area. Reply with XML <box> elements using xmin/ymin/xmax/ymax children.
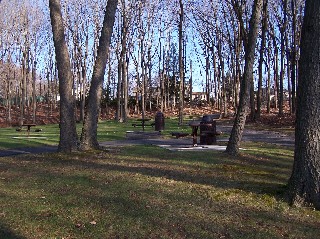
<box><xmin>0</xmin><ymin>0</ymin><xmax>304</xmax><ymax>126</ymax></box>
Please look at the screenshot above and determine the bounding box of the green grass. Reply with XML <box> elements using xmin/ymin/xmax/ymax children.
<box><xmin>0</xmin><ymin>118</ymin><xmax>190</xmax><ymax>150</ymax></box>
<box><xmin>1</xmin><ymin>118</ymin><xmax>319</xmax><ymax>238</ymax></box>
<box><xmin>0</xmin><ymin>123</ymin><xmax>61</xmax><ymax>149</ymax></box>
<box><xmin>0</xmin><ymin>142</ymin><xmax>320</xmax><ymax>238</ymax></box>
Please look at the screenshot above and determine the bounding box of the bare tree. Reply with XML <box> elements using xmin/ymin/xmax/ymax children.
<box><xmin>225</xmin><ymin>0</ymin><xmax>263</xmax><ymax>155</ymax></box>
<box><xmin>80</xmin><ymin>0</ymin><xmax>118</xmax><ymax>150</ymax></box>
<box><xmin>49</xmin><ymin>0</ymin><xmax>78</xmax><ymax>152</ymax></box>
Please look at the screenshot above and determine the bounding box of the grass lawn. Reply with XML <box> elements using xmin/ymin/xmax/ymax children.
<box><xmin>0</xmin><ymin>141</ymin><xmax>320</xmax><ymax>238</ymax></box>
<box><xmin>0</xmin><ymin>118</ymin><xmax>319</xmax><ymax>238</ymax></box>
<box><xmin>0</xmin><ymin>118</ymin><xmax>190</xmax><ymax>150</ymax></box>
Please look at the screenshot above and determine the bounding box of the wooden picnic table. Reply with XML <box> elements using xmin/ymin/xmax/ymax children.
<box><xmin>132</xmin><ymin>118</ymin><xmax>154</xmax><ymax>131</ymax></box>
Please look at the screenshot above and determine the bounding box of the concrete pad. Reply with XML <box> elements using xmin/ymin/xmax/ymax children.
<box><xmin>158</xmin><ymin>144</ymin><xmax>228</xmax><ymax>151</ymax></box>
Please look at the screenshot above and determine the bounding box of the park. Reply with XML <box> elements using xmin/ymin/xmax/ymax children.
<box><xmin>0</xmin><ymin>0</ymin><xmax>320</xmax><ymax>238</ymax></box>
<box><xmin>0</xmin><ymin>112</ymin><xmax>319</xmax><ymax>238</ymax></box>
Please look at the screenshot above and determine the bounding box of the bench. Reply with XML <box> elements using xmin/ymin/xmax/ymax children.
<box><xmin>132</xmin><ymin>122</ymin><xmax>155</xmax><ymax>127</ymax></box>
<box><xmin>171</xmin><ymin>132</ymin><xmax>190</xmax><ymax>139</ymax></box>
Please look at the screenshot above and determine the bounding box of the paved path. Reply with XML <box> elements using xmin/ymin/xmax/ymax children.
<box><xmin>0</xmin><ymin>145</ymin><xmax>58</xmax><ymax>157</ymax></box>
<box><xmin>0</xmin><ymin>126</ymin><xmax>294</xmax><ymax>156</ymax></box>
<box><xmin>100</xmin><ymin>126</ymin><xmax>294</xmax><ymax>151</ymax></box>
<box><xmin>218</xmin><ymin>125</ymin><xmax>295</xmax><ymax>147</ymax></box>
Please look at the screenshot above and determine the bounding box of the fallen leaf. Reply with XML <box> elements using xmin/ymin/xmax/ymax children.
<box><xmin>75</xmin><ymin>223</ymin><xmax>82</xmax><ymax>228</ymax></box>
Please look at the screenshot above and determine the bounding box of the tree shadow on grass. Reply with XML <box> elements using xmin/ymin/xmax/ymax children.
<box><xmin>13</xmin><ymin>149</ymin><xmax>290</xmax><ymax>199</ymax></box>
<box><xmin>1</xmin><ymin>152</ymin><xmax>319</xmax><ymax>238</ymax></box>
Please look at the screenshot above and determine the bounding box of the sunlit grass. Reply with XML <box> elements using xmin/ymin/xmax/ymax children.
<box><xmin>0</xmin><ymin>118</ymin><xmax>190</xmax><ymax>150</ymax></box>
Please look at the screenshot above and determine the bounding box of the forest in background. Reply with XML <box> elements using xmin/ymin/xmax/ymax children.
<box><xmin>0</xmin><ymin>0</ymin><xmax>304</xmax><ymax>126</ymax></box>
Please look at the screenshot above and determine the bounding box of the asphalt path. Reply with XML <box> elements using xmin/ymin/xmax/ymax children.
<box><xmin>218</xmin><ymin>125</ymin><xmax>295</xmax><ymax>147</ymax></box>
<box><xmin>0</xmin><ymin>145</ymin><xmax>58</xmax><ymax>157</ymax></box>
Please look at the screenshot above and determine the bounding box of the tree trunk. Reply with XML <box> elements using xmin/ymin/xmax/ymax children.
<box><xmin>20</xmin><ymin>51</ymin><xmax>27</xmax><ymax>126</ymax></box>
<box><xmin>249</xmin><ymin>77</ymin><xmax>255</xmax><ymax>120</ymax></box>
<box><xmin>234</xmin><ymin>21</ymin><xmax>242</xmax><ymax>111</ymax></box>
<box><xmin>226</xmin><ymin>0</ymin><xmax>263</xmax><ymax>155</ymax></box>
<box><xmin>141</xmin><ymin>40</ymin><xmax>146</xmax><ymax>122</ymax></box>
<box><xmin>288</xmin><ymin>0</ymin><xmax>320</xmax><ymax>210</ymax></box>
<box><xmin>80</xmin><ymin>0</ymin><xmax>118</xmax><ymax>150</ymax></box>
<box><xmin>205</xmin><ymin>53</ymin><xmax>210</xmax><ymax>103</ymax></box>
<box><xmin>274</xmin><ymin>45</ymin><xmax>279</xmax><ymax>110</ymax></box>
<box><xmin>178</xmin><ymin>0</ymin><xmax>184</xmax><ymax>125</ymax></box>
<box><xmin>189</xmin><ymin>60</ymin><xmax>193</xmax><ymax>103</ymax></box>
<box><xmin>79</xmin><ymin>33</ymin><xmax>89</xmax><ymax>123</ymax></box>
<box><xmin>32</xmin><ymin>60</ymin><xmax>37</xmax><ymax>124</ymax></box>
<box><xmin>212</xmin><ymin>47</ymin><xmax>219</xmax><ymax>109</ymax></box>
<box><xmin>266</xmin><ymin>41</ymin><xmax>271</xmax><ymax>113</ymax></box>
<box><xmin>279</xmin><ymin>0</ymin><xmax>288</xmax><ymax>116</ymax></box>
<box><xmin>120</xmin><ymin>3</ymin><xmax>128</xmax><ymax>122</ymax></box>
<box><xmin>217</xmin><ymin>36</ymin><xmax>227</xmax><ymax>117</ymax></box>
<box><xmin>290</xmin><ymin>0</ymin><xmax>297</xmax><ymax>113</ymax></box>
<box><xmin>6</xmin><ymin>70</ymin><xmax>12</xmax><ymax>124</ymax></box>
<box><xmin>256</xmin><ymin>0</ymin><xmax>268</xmax><ymax>120</ymax></box>
<box><xmin>49</xmin><ymin>0</ymin><xmax>78</xmax><ymax>152</ymax></box>
<box><xmin>116</xmin><ymin>55</ymin><xmax>123</xmax><ymax>121</ymax></box>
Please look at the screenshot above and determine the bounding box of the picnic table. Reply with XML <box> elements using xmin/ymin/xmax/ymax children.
<box><xmin>22</xmin><ymin>123</ymin><xmax>36</xmax><ymax>136</ymax></box>
<box><xmin>132</xmin><ymin>118</ymin><xmax>155</xmax><ymax>131</ymax></box>
<box><xmin>171</xmin><ymin>114</ymin><xmax>221</xmax><ymax>146</ymax></box>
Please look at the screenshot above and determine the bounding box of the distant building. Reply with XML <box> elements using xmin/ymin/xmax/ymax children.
<box><xmin>191</xmin><ymin>92</ymin><xmax>206</xmax><ymax>101</ymax></box>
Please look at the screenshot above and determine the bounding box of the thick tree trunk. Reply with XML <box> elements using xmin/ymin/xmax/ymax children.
<box><xmin>80</xmin><ymin>0</ymin><xmax>118</xmax><ymax>150</ymax></box>
<box><xmin>225</xmin><ymin>0</ymin><xmax>263</xmax><ymax>155</ymax></box>
<box><xmin>49</xmin><ymin>0</ymin><xmax>78</xmax><ymax>152</ymax></box>
<box><xmin>288</xmin><ymin>0</ymin><xmax>320</xmax><ymax>210</ymax></box>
